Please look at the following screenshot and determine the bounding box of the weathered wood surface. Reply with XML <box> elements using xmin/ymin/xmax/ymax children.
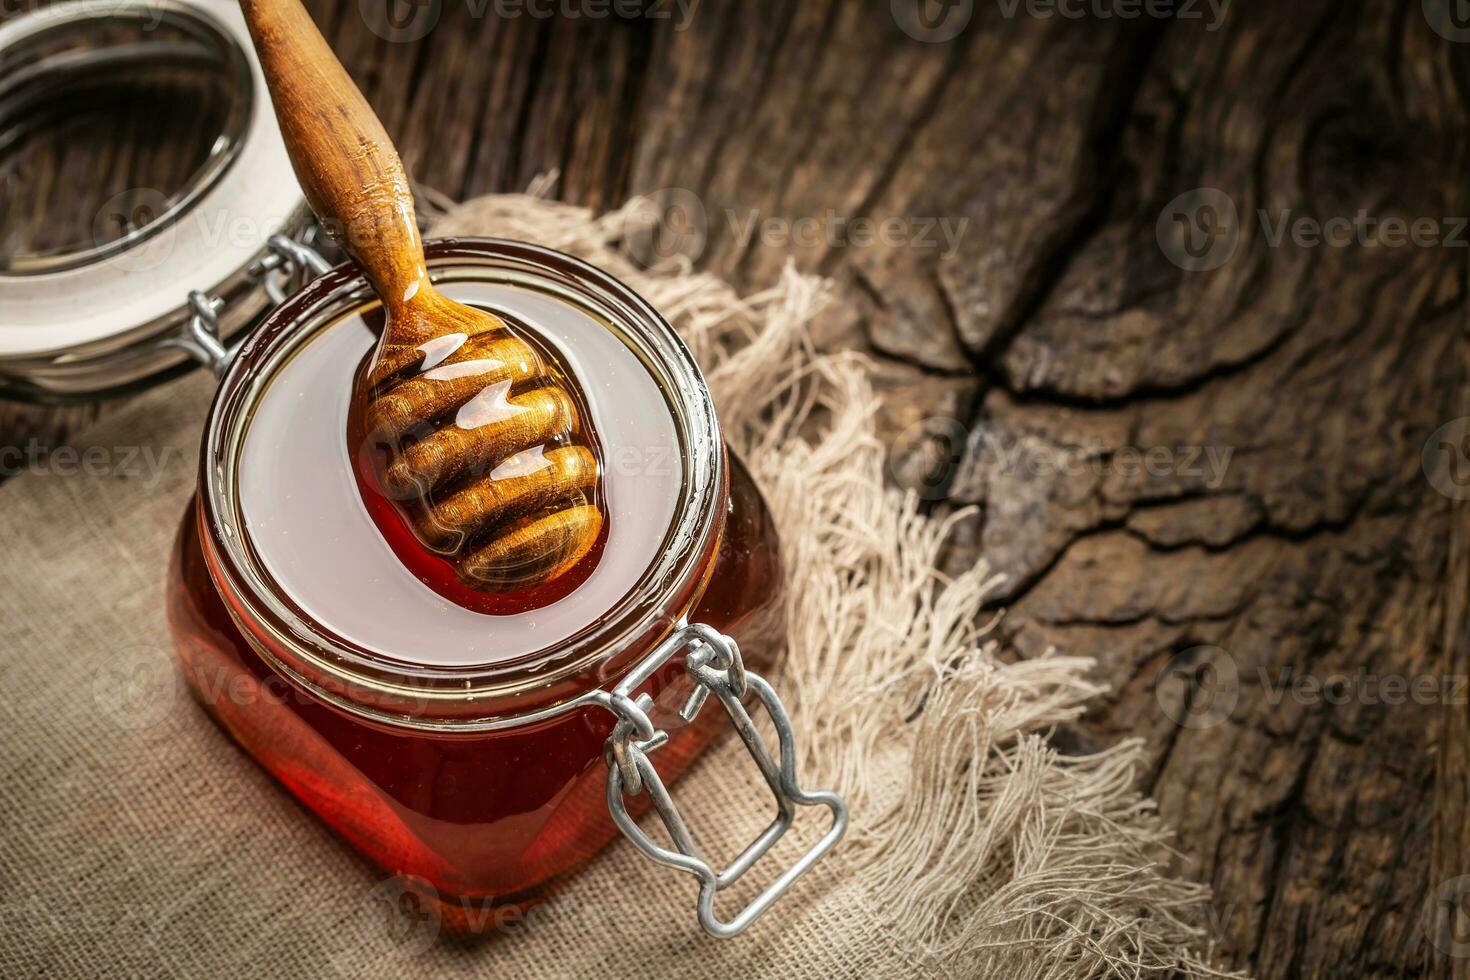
<box><xmin>4</xmin><ymin>2</ymin><xmax>1469</xmax><ymax>977</ymax></box>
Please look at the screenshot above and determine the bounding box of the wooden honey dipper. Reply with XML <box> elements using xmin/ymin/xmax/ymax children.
<box><xmin>240</xmin><ymin>0</ymin><xmax>603</xmax><ymax>592</ymax></box>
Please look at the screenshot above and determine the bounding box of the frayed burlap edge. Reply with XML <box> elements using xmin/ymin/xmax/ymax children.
<box><xmin>429</xmin><ymin>182</ymin><xmax>1244</xmax><ymax>980</ymax></box>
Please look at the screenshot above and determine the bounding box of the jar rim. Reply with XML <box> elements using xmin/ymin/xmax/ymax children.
<box><xmin>198</xmin><ymin>238</ymin><xmax>727</xmax><ymax>730</ymax></box>
<box><xmin>0</xmin><ymin>0</ymin><xmax>251</xmax><ymax>277</ymax></box>
<box><xmin>0</xmin><ymin>0</ymin><xmax>305</xmax><ymax>381</ymax></box>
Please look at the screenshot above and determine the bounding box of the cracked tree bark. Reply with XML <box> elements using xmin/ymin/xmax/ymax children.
<box><xmin>4</xmin><ymin>1</ymin><xmax>1467</xmax><ymax>976</ymax></box>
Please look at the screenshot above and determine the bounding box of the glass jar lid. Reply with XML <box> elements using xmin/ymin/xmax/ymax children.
<box><xmin>0</xmin><ymin>0</ymin><xmax>306</xmax><ymax>400</ymax></box>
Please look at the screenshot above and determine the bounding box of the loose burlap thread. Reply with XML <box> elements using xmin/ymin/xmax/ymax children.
<box><xmin>0</xmin><ymin>191</ymin><xmax>1239</xmax><ymax>978</ymax></box>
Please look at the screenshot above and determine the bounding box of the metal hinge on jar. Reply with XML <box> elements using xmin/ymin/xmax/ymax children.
<box><xmin>161</xmin><ymin>234</ymin><xmax>332</xmax><ymax>377</ymax></box>
<box><xmin>598</xmin><ymin>622</ymin><xmax>848</xmax><ymax>938</ymax></box>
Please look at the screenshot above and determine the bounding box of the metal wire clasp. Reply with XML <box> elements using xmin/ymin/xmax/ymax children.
<box><xmin>161</xmin><ymin>234</ymin><xmax>331</xmax><ymax>376</ymax></box>
<box><xmin>601</xmin><ymin>622</ymin><xmax>848</xmax><ymax>938</ymax></box>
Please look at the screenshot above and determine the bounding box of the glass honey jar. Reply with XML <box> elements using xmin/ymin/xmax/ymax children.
<box><xmin>0</xmin><ymin>0</ymin><xmax>843</xmax><ymax>938</ymax></box>
<box><xmin>165</xmin><ymin>240</ymin><xmax>846</xmax><ymax>936</ymax></box>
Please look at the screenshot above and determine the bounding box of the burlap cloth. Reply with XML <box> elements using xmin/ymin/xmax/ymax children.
<box><xmin>0</xmin><ymin>193</ymin><xmax>1239</xmax><ymax>978</ymax></box>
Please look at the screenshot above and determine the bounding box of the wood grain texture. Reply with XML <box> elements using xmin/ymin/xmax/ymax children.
<box><xmin>4</xmin><ymin>1</ymin><xmax>1468</xmax><ymax>975</ymax></box>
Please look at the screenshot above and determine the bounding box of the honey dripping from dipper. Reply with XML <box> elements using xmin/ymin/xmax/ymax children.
<box><xmin>347</xmin><ymin>306</ymin><xmax>609</xmax><ymax>615</ymax></box>
<box><xmin>237</xmin><ymin>0</ymin><xmax>608</xmax><ymax>613</ymax></box>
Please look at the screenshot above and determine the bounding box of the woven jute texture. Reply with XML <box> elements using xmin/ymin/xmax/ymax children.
<box><xmin>0</xmin><ymin>193</ymin><xmax>1238</xmax><ymax>979</ymax></box>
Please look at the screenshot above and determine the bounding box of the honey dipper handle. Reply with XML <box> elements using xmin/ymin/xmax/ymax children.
<box><xmin>239</xmin><ymin>0</ymin><xmax>426</xmax><ymax>311</ymax></box>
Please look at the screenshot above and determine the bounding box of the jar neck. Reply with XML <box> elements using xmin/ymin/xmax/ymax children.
<box><xmin>199</xmin><ymin>239</ymin><xmax>727</xmax><ymax>731</ymax></box>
